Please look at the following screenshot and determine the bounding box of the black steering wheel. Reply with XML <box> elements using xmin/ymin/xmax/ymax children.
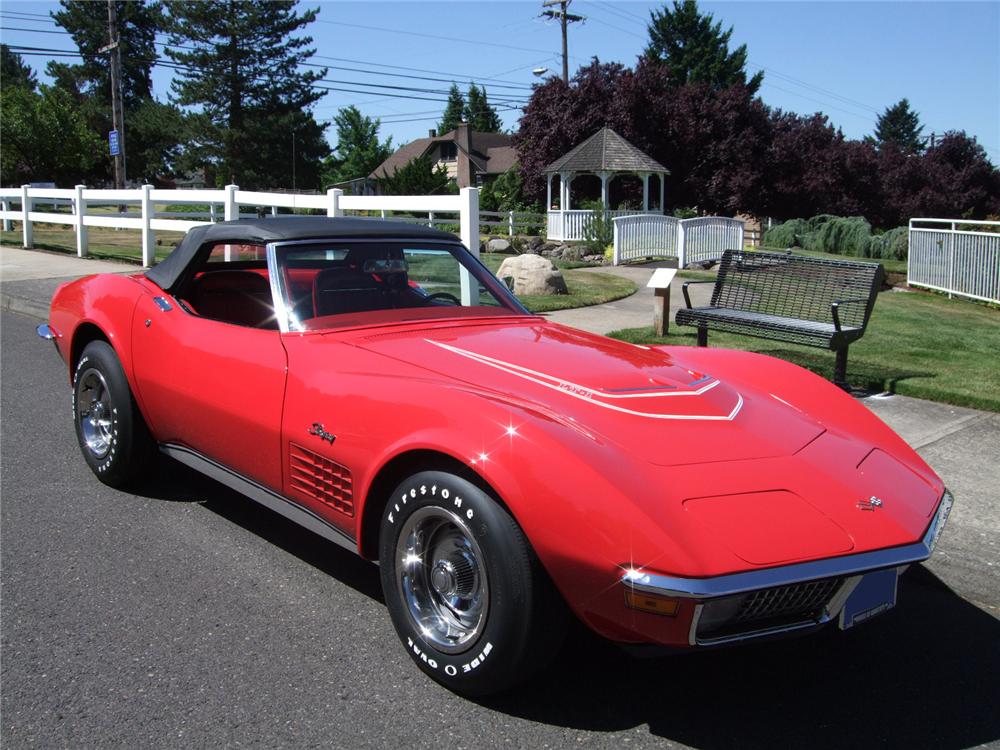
<box><xmin>422</xmin><ymin>292</ymin><xmax>461</xmax><ymax>306</ymax></box>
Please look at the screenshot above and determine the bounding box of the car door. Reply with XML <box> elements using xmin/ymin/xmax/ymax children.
<box><xmin>130</xmin><ymin>292</ymin><xmax>288</xmax><ymax>491</ymax></box>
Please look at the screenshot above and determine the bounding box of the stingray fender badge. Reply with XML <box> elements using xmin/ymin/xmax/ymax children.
<box><xmin>857</xmin><ymin>496</ymin><xmax>884</xmax><ymax>511</ymax></box>
<box><xmin>308</xmin><ymin>422</ymin><xmax>336</xmax><ymax>444</ymax></box>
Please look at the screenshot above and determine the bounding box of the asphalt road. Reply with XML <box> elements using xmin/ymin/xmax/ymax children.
<box><xmin>2</xmin><ymin>309</ymin><xmax>999</xmax><ymax>750</ymax></box>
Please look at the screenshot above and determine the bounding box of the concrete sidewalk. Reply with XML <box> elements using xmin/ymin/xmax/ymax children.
<box><xmin>2</xmin><ymin>242</ymin><xmax>997</xmax><ymax>613</ymax></box>
<box><xmin>1</xmin><ymin>245</ymin><xmax>136</xmax><ymax>320</ymax></box>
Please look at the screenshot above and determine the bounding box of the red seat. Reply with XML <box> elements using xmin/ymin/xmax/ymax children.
<box><xmin>191</xmin><ymin>270</ymin><xmax>276</xmax><ymax>328</ymax></box>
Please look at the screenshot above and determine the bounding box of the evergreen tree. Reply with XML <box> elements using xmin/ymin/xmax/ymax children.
<box><xmin>464</xmin><ymin>84</ymin><xmax>503</xmax><ymax>133</ymax></box>
<box><xmin>50</xmin><ymin>0</ymin><xmax>161</xmax><ymax>107</ymax></box>
<box><xmin>321</xmin><ymin>105</ymin><xmax>393</xmax><ymax>185</ymax></box>
<box><xmin>378</xmin><ymin>155</ymin><xmax>455</xmax><ymax>195</ymax></box>
<box><xmin>874</xmin><ymin>98</ymin><xmax>924</xmax><ymax>153</ymax></box>
<box><xmin>438</xmin><ymin>84</ymin><xmax>465</xmax><ymax>134</ymax></box>
<box><xmin>1</xmin><ymin>45</ymin><xmax>38</xmax><ymax>91</ymax></box>
<box><xmin>165</xmin><ymin>0</ymin><xmax>329</xmax><ymax>187</ymax></box>
<box><xmin>645</xmin><ymin>0</ymin><xmax>762</xmax><ymax>94</ymax></box>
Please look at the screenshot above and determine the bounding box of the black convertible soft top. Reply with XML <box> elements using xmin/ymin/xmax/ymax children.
<box><xmin>145</xmin><ymin>216</ymin><xmax>459</xmax><ymax>292</ymax></box>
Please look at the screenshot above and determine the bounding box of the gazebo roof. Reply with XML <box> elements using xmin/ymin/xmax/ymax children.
<box><xmin>543</xmin><ymin>127</ymin><xmax>669</xmax><ymax>175</ymax></box>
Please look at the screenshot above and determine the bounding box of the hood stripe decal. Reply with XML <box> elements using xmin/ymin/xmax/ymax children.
<box><xmin>427</xmin><ymin>340</ymin><xmax>743</xmax><ymax>422</ymax></box>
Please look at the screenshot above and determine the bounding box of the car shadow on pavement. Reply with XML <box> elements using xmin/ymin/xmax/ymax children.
<box><xmin>137</xmin><ymin>455</ymin><xmax>384</xmax><ymax>603</ymax></box>
<box><xmin>485</xmin><ymin>566</ymin><xmax>1000</xmax><ymax>750</ymax></box>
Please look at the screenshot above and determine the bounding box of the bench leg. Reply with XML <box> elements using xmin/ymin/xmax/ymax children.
<box><xmin>697</xmin><ymin>326</ymin><xmax>708</xmax><ymax>347</ymax></box>
<box><xmin>833</xmin><ymin>348</ymin><xmax>849</xmax><ymax>390</ymax></box>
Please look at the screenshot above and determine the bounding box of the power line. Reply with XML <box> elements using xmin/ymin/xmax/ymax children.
<box><xmin>315</xmin><ymin>19</ymin><xmax>560</xmax><ymax>56</ymax></box>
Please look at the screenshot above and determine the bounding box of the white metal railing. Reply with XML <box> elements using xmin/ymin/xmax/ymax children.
<box><xmin>612</xmin><ymin>214</ymin><xmax>679</xmax><ymax>264</ymax></box>
<box><xmin>0</xmin><ymin>184</ymin><xmax>480</xmax><ymax>268</ymax></box>
<box><xmin>908</xmin><ymin>218</ymin><xmax>1000</xmax><ymax>303</ymax></box>
<box><xmin>546</xmin><ymin>209</ymin><xmax>645</xmax><ymax>241</ymax></box>
<box><xmin>611</xmin><ymin>215</ymin><xmax>745</xmax><ymax>266</ymax></box>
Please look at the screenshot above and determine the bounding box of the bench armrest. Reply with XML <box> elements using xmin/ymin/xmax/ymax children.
<box><xmin>831</xmin><ymin>296</ymin><xmax>873</xmax><ymax>332</ymax></box>
<box><xmin>682</xmin><ymin>280</ymin><xmax>717</xmax><ymax>309</ymax></box>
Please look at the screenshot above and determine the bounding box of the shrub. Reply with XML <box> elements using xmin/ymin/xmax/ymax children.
<box><xmin>763</xmin><ymin>218</ymin><xmax>809</xmax><ymax>248</ymax></box>
<box><xmin>815</xmin><ymin>216</ymin><xmax>872</xmax><ymax>256</ymax></box>
<box><xmin>869</xmin><ymin>226</ymin><xmax>908</xmax><ymax>260</ymax></box>
<box><xmin>581</xmin><ymin>199</ymin><xmax>613</xmax><ymax>254</ymax></box>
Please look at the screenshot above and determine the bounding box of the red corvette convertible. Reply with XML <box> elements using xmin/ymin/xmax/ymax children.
<box><xmin>39</xmin><ymin>217</ymin><xmax>954</xmax><ymax>696</ymax></box>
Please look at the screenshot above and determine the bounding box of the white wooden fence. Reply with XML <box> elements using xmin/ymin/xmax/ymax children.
<box><xmin>612</xmin><ymin>215</ymin><xmax>745</xmax><ymax>266</ymax></box>
<box><xmin>908</xmin><ymin>218</ymin><xmax>1000</xmax><ymax>303</ymax></box>
<box><xmin>0</xmin><ymin>184</ymin><xmax>480</xmax><ymax>267</ymax></box>
<box><xmin>546</xmin><ymin>209</ymin><xmax>647</xmax><ymax>242</ymax></box>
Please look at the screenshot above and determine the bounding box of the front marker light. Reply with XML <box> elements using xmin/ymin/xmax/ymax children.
<box><xmin>623</xmin><ymin>588</ymin><xmax>681</xmax><ymax>616</ymax></box>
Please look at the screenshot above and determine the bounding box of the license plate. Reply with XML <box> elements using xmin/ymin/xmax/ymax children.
<box><xmin>839</xmin><ymin>568</ymin><xmax>898</xmax><ymax>629</ymax></box>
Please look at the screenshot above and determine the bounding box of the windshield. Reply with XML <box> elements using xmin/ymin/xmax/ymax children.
<box><xmin>269</xmin><ymin>239</ymin><xmax>527</xmax><ymax>332</ymax></box>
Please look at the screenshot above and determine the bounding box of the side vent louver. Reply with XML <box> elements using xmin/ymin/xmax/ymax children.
<box><xmin>289</xmin><ymin>443</ymin><xmax>354</xmax><ymax>516</ymax></box>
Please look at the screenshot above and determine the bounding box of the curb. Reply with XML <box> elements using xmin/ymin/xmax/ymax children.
<box><xmin>0</xmin><ymin>291</ymin><xmax>48</xmax><ymax>321</ymax></box>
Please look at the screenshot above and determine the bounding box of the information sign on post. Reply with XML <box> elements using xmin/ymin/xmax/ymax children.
<box><xmin>109</xmin><ymin>130</ymin><xmax>120</xmax><ymax>157</ymax></box>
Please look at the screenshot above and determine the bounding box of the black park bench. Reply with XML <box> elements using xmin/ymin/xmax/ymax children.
<box><xmin>675</xmin><ymin>250</ymin><xmax>884</xmax><ymax>387</ymax></box>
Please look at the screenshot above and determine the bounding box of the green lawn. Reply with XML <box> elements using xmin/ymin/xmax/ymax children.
<box><xmin>609</xmin><ymin>290</ymin><xmax>1000</xmax><ymax>412</ymax></box>
<box><xmin>1</xmin><ymin>225</ymin><xmax>181</xmax><ymax>264</ymax></box>
<box><xmin>479</xmin><ymin>252</ymin><xmax>636</xmax><ymax>313</ymax></box>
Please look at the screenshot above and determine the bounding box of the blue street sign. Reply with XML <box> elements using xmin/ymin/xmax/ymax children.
<box><xmin>109</xmin><ymin>130</ymin><xmax>120</xmax><ymax>156</ymax></box>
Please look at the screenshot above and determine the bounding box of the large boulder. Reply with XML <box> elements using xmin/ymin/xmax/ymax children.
<box><xmin>487</xmin><ymin>238</ymin><xmax>513</xmax><ymax>254</ymax></box>
<box><xmin>496</xmin><ymin>254</ymin><xmax>569</xmax><ymax>296</ymax></box>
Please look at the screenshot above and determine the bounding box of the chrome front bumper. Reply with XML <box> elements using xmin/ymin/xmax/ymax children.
<box><xmin>622</xmin><ymin>489</ymin><xmax>955</xmax><ymax>645</ymax></box>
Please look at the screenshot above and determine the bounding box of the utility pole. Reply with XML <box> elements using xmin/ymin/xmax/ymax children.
<box><xmin>541</xmin><ymin>0</ymin><xmax>584</xmax><ymax>84</ymax></box>
<box><xmin>104</xmin><ymin>0</ymin><xmax>126</xmax><ymax>191</ymax></box>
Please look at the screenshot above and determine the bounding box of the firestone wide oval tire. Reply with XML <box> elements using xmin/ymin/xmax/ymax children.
<box><xmin>72</xmin><ymin>340</ymin><xmax>155</xmax><ymax>489</ymax></box>
<box><xmin>379</xmin><ymin>470</ymin><xmax>565</xmax><ymax>697</ymax></box>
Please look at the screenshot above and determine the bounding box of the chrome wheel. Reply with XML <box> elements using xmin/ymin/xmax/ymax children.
<box><xmin>76</xmin><ymin>368</ymin><xmax>113</xmax><ymax>459</ymax></box>
<box><xmin>396</xmin><ymin>506</ymin><xmax>489</xmax><ymax>654</ymax></box>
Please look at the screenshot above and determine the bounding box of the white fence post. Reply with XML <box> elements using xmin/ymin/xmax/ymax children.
<box><xmin>209</xmin><ymin>203</ymin><xmax>217</xmax><ymax>222</ymax></box>
<box><xmin>677</xmin><ymin>221</ymin><xmax>686</xmax><ymax>268</ymax></box>
<box><xmin>20</xmin><ymin>185</ymin><xmax>32</xmax><ymax>248</ymax></box>
<box><xmin>508</xmin><ymin>210</ymin><xmax>514</xmax><ymax>237</ymax></box>
<box><xmin>224</xmin><ymin>184</ymin><xmax>238</xmax><ymax>221</ymax></box>
<box><xmin>74</xmin><ymin>184</ymin><xmax>88</xmax><ymax>257</ymax></box>
<box><xmin>1</xmin><ymin>198</ymin><xmax>10</xmax><ymax>232</ymax></box>
<box><xmin>327</xmin><ymin>188</ymin><xmax>343</xmax><ymax>217</ymax></box>
<box><xmin>140</xmin><ymin>184</ymin><xmax>155</xmax><ymax>267</ymax></box>
<box><xmin>428</xmin><ymin>211</ymin><xmax>434</xmax><ymax>228</ymax></box>
<box><xmin>459</xmin><ymin>187</ymin><xmax>480</xmax><ymax>305</ymax></box>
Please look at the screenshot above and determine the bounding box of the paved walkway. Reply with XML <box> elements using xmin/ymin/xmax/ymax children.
<box><xmin>0</xmin><ymin>245</ymin><xmax>136</xmax><ymax>319</ymax></box>
<box><xmin>546</xmin><ymin>262</ymin><xmax>713</xmax><ymax>334</ymax></box>
<box><xmin>1</xmin><ymin>242</ymin><xmax>996</xmax><ymax>613</ymax></box>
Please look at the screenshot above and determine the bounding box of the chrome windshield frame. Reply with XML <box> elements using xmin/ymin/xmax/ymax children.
<box><xmin>265</xmin><ymin>237</ymin><xmax>527</xmax><ymax>334</ymax></box>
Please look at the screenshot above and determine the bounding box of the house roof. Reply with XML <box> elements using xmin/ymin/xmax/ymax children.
<box><xmin>370</xmin><ymin>129</ymin><xmax>516</xmax><ymax>180</ymax></box>
<box><xmin>543</xmin><ymin>127</ymin><xmax>669</xmax><ymax>174</ymax></box>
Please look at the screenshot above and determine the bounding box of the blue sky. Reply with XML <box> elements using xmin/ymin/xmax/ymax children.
<box><xmin>2</xmin><ymin>1</ymin><xmax>998</xmax><ymax>161</ymax></box>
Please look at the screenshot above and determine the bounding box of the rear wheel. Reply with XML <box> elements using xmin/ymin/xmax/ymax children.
<box><xmin>379</xmin><ymin>470</ymin><xmax>565</xmax><ymax>697</ymax></box>
<box><xmin>73</xmin><ymin>340</ymin><xmax>155</xmax><ymax>488</ymax></box>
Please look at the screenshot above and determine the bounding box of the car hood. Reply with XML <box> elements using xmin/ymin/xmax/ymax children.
<box><xmin>349</xmin><ymin>320</ymin><xmax>826</xmax><ymax>466</ymax></box>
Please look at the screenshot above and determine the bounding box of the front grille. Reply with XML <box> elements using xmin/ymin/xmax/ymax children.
<box><xmin>289</xmin><ymin>443</ymin><xmax>354</xmax><ymax>516</ymax></box>
<box><xmin>697</xmin><ymin>577</ymin><xmax>843</xmax><ymax>642</ymax></box>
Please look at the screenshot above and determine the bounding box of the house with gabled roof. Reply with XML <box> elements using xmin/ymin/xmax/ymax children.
<box><xmin>369</xmin><ymin>122</ymin><xmax>516</xmax><ymax>191</ymax></box>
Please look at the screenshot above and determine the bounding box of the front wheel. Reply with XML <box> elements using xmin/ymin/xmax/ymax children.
<box><xmin>73</xmin><ymin>340</ymin><xmax>155</xmax><ymax>488</ymax></box>
<box><xmin>379</xmin><ymin>471</ymin><xmax>565</xmax><ymax>696</ymax></box>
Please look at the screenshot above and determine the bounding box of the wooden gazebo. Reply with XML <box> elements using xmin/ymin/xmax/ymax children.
<box><xmin>544</xmin><ymin>128</ymin><xmax>669</xmax><ymax>241</ymax></box>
